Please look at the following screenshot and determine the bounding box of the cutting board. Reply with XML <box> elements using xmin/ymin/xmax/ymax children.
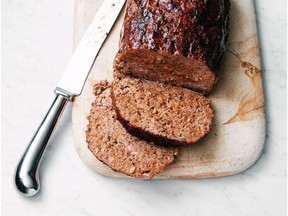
<box><xmin>72</xmin><ymin>0</ymin><xmax>265</xmax><ymax>178</ymax></box>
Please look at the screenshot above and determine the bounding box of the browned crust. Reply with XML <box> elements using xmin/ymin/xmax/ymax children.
<box><xmin>118</xmin><ymin>0</ymin><xmax>231</xmax><ymax>71</ymax></box>
<box><xmin>114</xmin><ymin>0</ymin><xmax>231</xmax><ymax>93</ymax></box>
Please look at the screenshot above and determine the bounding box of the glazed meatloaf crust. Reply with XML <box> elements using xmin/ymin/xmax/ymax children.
<box><xmin>86</xmin><ymin>81</ymin><xmax>178</xmax><ymax>178</ymax></box>
<box><xmin>114</xmin><ymin>0</ymin><xmax>231</xmax><ymax>94</ymax></box>
<box><xmin>111</xmin><ymin>76</ymin><xmax>214</xmax><ymax>146</ymax></box>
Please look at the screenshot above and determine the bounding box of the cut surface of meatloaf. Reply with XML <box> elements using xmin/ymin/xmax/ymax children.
<box><xmin>111</xmin><ymin>76</ymin><xmax>214</xmax><ymax>146</ymax></box>
<box><xmin>86</xmin><ymin>81</ymin><xmax>178</xmax><ymax>178</ymax></box>
<box><xmin>114</xmin><ymin>0</ymin><xmax>231</xmax><ymax>94</ymax></box>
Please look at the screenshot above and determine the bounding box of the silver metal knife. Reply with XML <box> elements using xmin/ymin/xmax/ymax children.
<box><xmin>14</xmin><ymin>0</ymin><xmax>125</xmax><ymax>197</ymax></box>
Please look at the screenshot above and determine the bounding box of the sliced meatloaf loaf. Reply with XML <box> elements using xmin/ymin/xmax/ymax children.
<box><xmin>111</xmin><ymin>76</ymin><xmax>214</xmax><ymax>146</ymax></box>
<box><xmin>86</xmin><ymin>81</ymin><xmax>178</xmax><ymax>178</ymax></box>
<box><xmin>114</xmin><ymin>0</ymin><xmax>231</xmax><ymax>94</ymax></box>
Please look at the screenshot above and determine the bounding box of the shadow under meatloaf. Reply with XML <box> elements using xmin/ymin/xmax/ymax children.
<box><xmin>86</xmin><ymin>81</ymin><xmax>178</xmax><ymax>178</ymax></box>
<box><xmin>114</xmin><ymin>0</ymin><xmax>231</xmax><ymax>94</ymax></box>
<box><xmin>111</xmin><ymin>76</ymin><xmax>214</xmax><ymax>146</ymax></box>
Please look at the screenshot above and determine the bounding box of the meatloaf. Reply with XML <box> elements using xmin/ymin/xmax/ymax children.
<box><xmin>111</xmin><ymin>76</ymin><xmax>214</xmax><ymax>146</ymax></box>
<box><xmin>114</xmin><ymin>0</ymin><xmax>231</xmax><ymax>94</ymax></box>
<box><xmin>86</xmin><ymin>81</ymin><xmax>178</xmax><ymax>178</ymax></box>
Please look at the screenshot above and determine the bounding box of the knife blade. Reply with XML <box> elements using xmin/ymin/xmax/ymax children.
<box><xmin>57</xmin><ymin>0</ymin><xmax>125</xmax><ymax>96</ymax></box>
<box><xmin>14</xmin><ymin>0</ymin><xmax>126</xmax><ymax>197</ymax></box>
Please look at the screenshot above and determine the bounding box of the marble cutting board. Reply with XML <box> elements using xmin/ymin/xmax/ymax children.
<box><xmin>72</xmin><ymin>0</ymin><xmax>265</xmax><ymax>178</ymax></box>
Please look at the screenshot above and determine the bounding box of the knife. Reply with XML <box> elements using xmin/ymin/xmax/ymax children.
<box><xmin>14</xmin><ymin>0</ymin><xmax>126</xmax><ymax>197</ymax></box>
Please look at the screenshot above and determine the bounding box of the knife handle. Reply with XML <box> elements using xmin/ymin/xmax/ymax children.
<box><xmin>14</xmin><ymin>92</ymin><xmax>70</xmax><ymax>196</ymax></box>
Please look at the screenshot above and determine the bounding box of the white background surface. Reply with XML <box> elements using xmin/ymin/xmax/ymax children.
<box><xmin>2</xmin><ymin>0</ymin><xmax>287</xmax><ymax>215</ymax></box>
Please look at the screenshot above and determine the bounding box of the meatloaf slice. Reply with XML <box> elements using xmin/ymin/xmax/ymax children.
<box><xmin>111</xmin><ymin>76</ymin><xmax>214</xmax><ymax>146</ymax></box>
<box><xmin>86</xmin><ymin>81</ymin><xmax>178</xmax><ymax>178</ymax></box>
<box><xmin>114</xmin><ymin>0</ymin><xmax>231</xmax><ymax>94</ymax></box>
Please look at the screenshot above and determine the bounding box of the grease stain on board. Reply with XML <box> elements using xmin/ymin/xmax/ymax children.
<box><xmin>224</xmin><ymin>50</ymin><xmax>264</xmax><ymax>125</ymax></box>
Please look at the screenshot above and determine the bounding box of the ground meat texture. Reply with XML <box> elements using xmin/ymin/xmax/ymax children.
<box><xmin>86</xmin><ymin>81</ymin><xmax>178</xmax><ymax>178</ymax></box>
<box><xmin>111</xmin><ymin>76</ymin><xmax>214</xmax><ymax>146</ymax></box>
<box><xmin>114</xmin><ymin>0</ymin><xmax>231</xmax><ymax>94</ymax></box>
